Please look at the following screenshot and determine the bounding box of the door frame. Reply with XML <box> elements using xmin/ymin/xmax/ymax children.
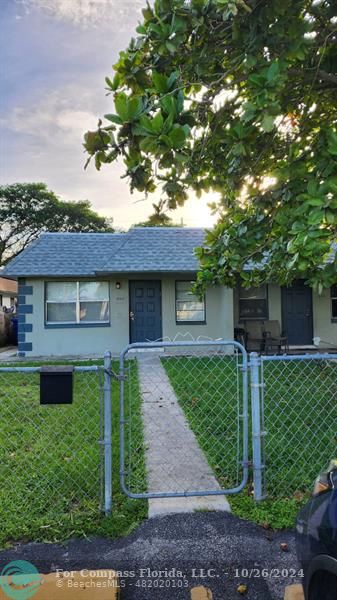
<box><xmin>128</xmin><ymin>280</ymin><xmax>162</xmax><ymax>344</ymax></box>
<box><xmin>281</xmin><ymin>282</ymin><xmax>313</xmax><ymax>345</ymax></box>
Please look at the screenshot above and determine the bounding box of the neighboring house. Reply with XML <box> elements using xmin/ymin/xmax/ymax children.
<box><xmin>0</xmin><ymin>276</ymin><xmax>17</xmax><ymax>310</ymax></box>
<box><xmin>3</xmin><ymin>227</ymin><xmax>337</xmax><ymax>357</ymax></box>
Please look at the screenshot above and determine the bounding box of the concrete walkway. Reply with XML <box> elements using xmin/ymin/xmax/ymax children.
<box><xmin>137</xmin><ymin>353</ymin><xmax>230</xmax><ymax>517</ymax></box>
<box><xmin>0</xmin><ymin>346</ymin><xmax>17</xmax><ymax>360</ymax></box>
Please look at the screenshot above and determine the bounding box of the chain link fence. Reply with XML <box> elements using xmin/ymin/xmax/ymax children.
<box><xmin>3</xmin><ymin>345</ymin><xmax>335</xmax><ymax>545</ymax></box>
<box><xmin>120</xmin><ymin>341</ymin><xmax>248</xmax><ymax>499</ymax></box>
<box><xmin>0</xmin><ymin>365</ymin><xmax>104</xmax><ymax>544</ymax></box>
<box><xmin>260</xmin><ymin>354</ymin><xmax>337</xmax><ymax>499</ymax></box>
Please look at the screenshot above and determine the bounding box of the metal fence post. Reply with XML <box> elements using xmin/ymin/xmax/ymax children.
<box><xmin>104</xmin><ymin>351</ymin><xmax>112</xmax><ymax>515</ymax></box>
<box><xmin>250</xmin><ymin>352</ymin><xmax>264</xmax><ymax>501</ymax></box>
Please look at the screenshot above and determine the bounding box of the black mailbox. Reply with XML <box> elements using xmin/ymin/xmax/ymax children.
<box><xmin>40</xmin><ymin>366</ymin><xmax>74</xmax><ymax>405</ymax></box>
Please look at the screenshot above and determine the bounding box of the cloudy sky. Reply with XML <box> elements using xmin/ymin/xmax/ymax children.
<box><xmin>0</xmin><ymin>0</ymin><xmax>217</xmax><ymax>229</ymax></box>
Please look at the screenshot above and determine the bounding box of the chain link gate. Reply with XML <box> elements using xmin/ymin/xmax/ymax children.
<box><xmin>118</xmin><ymin>340</ymin><xmax>249</xmax><ymax>501</ymax></box>
<box><xmin>111</xmin><ymin>346</ymin><xmax>337</xmax><ymax>508</ymax></box>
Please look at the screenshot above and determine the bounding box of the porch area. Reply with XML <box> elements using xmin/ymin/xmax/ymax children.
<box><xmin>234</xmin><ymin>280</ymin><xmax>337</xmax><ymax>354</ymax></box>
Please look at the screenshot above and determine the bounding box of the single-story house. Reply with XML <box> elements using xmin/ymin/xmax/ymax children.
<box><xmin>3</xmin><ymin>228</ymin><xmax>232</xmax><ymax>356</ymax></box>
<box><xmin>3</xmin><ymin>227</ymin><xmax>337</xmax><ymax>356</ymax></box>
<box><xmin>0</xmin><ymin>276</ymin><xmax>17</xmax><ymax>310</ymax></box>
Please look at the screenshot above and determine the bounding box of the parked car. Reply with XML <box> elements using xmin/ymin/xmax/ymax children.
<box><xmin>296</xmin><ymin>460</ymin><xmax>337</xmax><ymax>599</ymax></box>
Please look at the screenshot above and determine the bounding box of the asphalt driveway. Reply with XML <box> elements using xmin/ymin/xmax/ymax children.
<box><xmin>0</xmin><ymin>513</ymin><xmax>301</xmax><ymax>599</ymax></box>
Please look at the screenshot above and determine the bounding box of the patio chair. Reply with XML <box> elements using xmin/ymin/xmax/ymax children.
<box><xmin>244</xmin><ymin>321</ymin><xmax>265</xmax><ymax>353</ymax></box>
<box><xmin>264</xmin><ymin>320</ymin><xmax>289</xmax><ymax>355</ymax></box>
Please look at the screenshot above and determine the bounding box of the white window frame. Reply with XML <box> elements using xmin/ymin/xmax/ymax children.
<box><xmin>175</xmin><ymin>280</ymin><xmax>206</xmax><ymax>324</ymax></box>
<box><xmin>45</xmin><ymin>281</ymin><xmax>110</xmax><ymax>325</ymax></box>
<box><xmin>239</xmin><ymin>285</ymin><xmax>268</xmax><ymax>321</ymax></box>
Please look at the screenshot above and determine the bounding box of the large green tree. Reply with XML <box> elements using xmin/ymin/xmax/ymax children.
<box><xmin>0</xmin><ymin>183</ymin><xmax>113</xmax><ymax>265</ymax></box>
<box><xmin>84</xmin><ymin>0</ymin><xmax>337</xmax><ymax>292</ymax></box>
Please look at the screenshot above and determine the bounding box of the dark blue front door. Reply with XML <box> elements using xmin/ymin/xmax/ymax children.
<box><xmin>281</xmin><ymin>282</ymin><xmax>313</xmax><ymax>345</ymax></box>
<box><xmin>129</xmin><ymin>281</ymin><xmax>162</xmax><ymax>343</ymax></box>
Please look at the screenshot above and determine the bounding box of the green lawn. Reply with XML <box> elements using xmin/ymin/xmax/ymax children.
<box><xmin>162</xmin><ymin>355</ymin><xmax>337</xmax><ymax>529</ymax></box>
<box><xmin>0</xmin><ymin>359</ymin><xmax>147</xmax><ymax>548</ymax></box>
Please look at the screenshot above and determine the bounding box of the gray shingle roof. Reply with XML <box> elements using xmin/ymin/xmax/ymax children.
<box><xmin>4</xmin><ymin>228</ymin><xmax>205</xmax><ymax>277</ymax></box>
<box><xmin>98</xmin><ymin>227</ymin><xmax>205</xmax><ymax>273</ymax></box>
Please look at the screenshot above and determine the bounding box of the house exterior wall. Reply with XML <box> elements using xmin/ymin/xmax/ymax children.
<box><xmin>268</xmin><ymin>285</ymin><xmax>282</xmax><ymax>323</ymax></box>
<box><xmin>19</xmin><ymin>277</ymin><xmax>234</xmax><ymax>357</ymax></box>
<box><xmin>312</xmin><ymin>287</ymin><xmax>337</xmax><ymax>346</ymax></box>
<box><xmin>162</xmin><ymin>279</ymin><xmax>233</xmax><ymax>341</ymax></box>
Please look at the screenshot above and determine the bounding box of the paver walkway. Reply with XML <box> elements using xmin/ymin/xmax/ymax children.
<box><xmin>137</xmin><ymin>353</ymin><xmax>230</xmax><ymax>517</ymax></box>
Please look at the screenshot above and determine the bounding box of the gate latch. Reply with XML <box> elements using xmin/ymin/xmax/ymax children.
<box><xmin>104</xmin><ymin>368</ymin><xmax>127</xmax><ymax>382</ymax></box>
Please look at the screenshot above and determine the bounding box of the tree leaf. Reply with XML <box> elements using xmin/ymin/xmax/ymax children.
<box><xmin>151</xmin><ymin>112</ymin><xmax>164</xmax><ymax>134</ymax></box>
<box><xmin>243</xmin><ymin>101</ymin><xmax>256</xmax><ymax>122</ymax></box>
<box><xmin>171</xmin><ymin>14</ymin><xmax>188</xmax><ymax>33</ymax></box>
<box><xmin>326</xmin><ymin>210</ymin><xmax>336</xmax><ymax>224</ymax></box>
<box><xmin>152</xmin><ymin>72</ymin><xmax>169</xmax><ymax>94</ymax></box>
<box><xmin>167</xmin><ymin>71</ymin><xmax>179</xmax><ymax>90</ymax></box>
<box><xmin>307</xmin><ymin>180</ymin><xmax>318</xmax><ymax>196</ymax></box>
<box><xmin>104</xmin><ymin>114</ymin><xmax>123</xmax><ymax>125</ymax></box>
<box><xmin>306</xmin><ymin>198</ymin><xmax>324</xmax><ymax>207</ymax></box>
<box><xmin>162</xmin><ymin>112</ymin><xmax>174</xmax><ymax>134</ymax></box>
<box><xmin>136</xmin><ymin>24</ymin><xmax>147</xmax><ymax>35</ymax></box>
<box><xmin>327</xmin><ymin>131</ymin><xmax>337</xmax><ymax>156</ymax></box>
<box><xmin>149</xmin><ymin>22</ymin><xmax>162</xmax><ymax>36</ymax></box>
<box><xmin>176</xmin><ymin>90</ymin><xmax>185</xmax><ymax>113</ymax></box>
<box><xmin>127</xmin><ymin>96</ymin><xmax>144</xmax><ymax>121</ymax></box>
<box><xmin>114</xmin><ymin>93</ymin><xmax>129</xmax><ymax>122</ymax></box>
<box><xmin>105</xmin><ymin>73</ymin><xmax>120</xmax><ymax>91</ymax></box>
<box><xmin>166</xmin><ymin>41</ymin><xmax>177</xmax><ymax>54</ymax></box>
<box><xmin>132</xmin><ymin>123</ymin><xmax>152</xmax><ymax>136</ymax></box>
<box><xmin>159</xmin><ymin>134</ymin><xmax>172</xmax><ymax>147</ymax></box>
<box><xmin>168</xmin><ymin>126</ymin><xmax>187</xmax><ymax>149</ymax></box>
<box><xmin>248</xmin><ymin>73</ymin><xmax>266</xmax><ymax>88</ymax></box>
<box><xmin>261</xmin><ymin>114</ymin><xmax>275</xmax><ymax>132</ymax></box>
<box><xmin>142</xmin><ymin>4</ymin><xmax>154</xmax><ymax>21</ymax></box>
<box><xmin>267</xmin><ymin>61</ymin><xmax>280</xmax><ymax>82</ymax></box>
<box><xmin>139</xmin><ymin>137</ymin><xmax>158</xmax><ymax>153</ymax></box>
<box><xmin>160</xmin><ymin>95</ymin><xmax>177</xmax><ymax>117</ymax></box>
<box><xmin>307</xmin><ymin>209</ymin><xmax>323</xmax><ymax>225</ymax></box>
